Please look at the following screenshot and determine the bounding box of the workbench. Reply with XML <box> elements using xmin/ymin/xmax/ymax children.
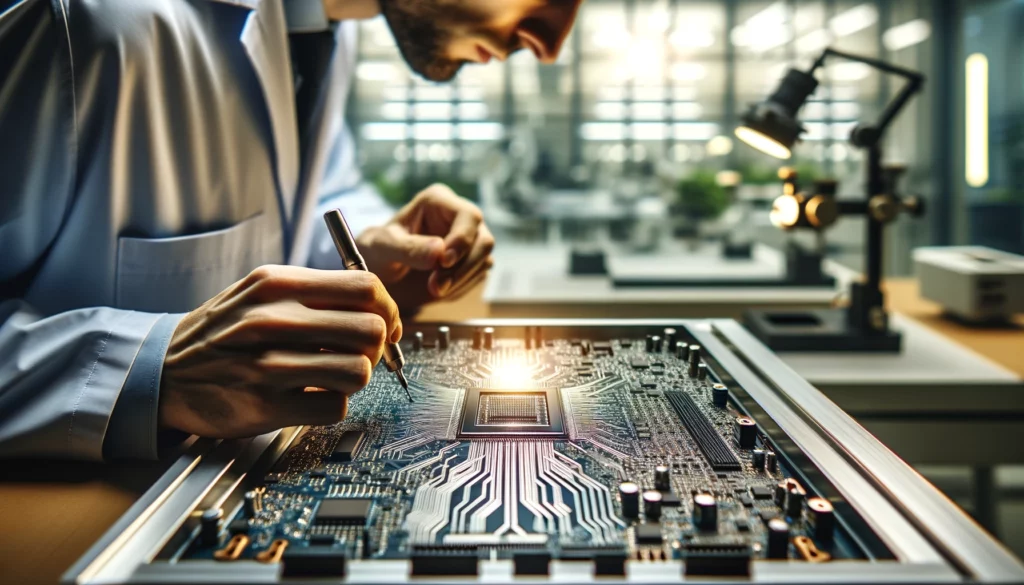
<box><xmin>1</xmin><ymin>277</ymin><xmax>1021</xmax><ymax>585</ymax></box>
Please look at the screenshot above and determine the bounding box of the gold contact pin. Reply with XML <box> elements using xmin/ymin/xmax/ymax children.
<box><xmin>213</xmin><ymin>534</ymin><xmax>250</xmax><ymax>561</ymax></box>
<box><xmin>255</xmin><ymin>539</ymin><xmax>289</xmax><ymax>564</ymax></box>
<box><xmin>792</xmin><ymin>535</ymin><xmax>831</xmax><ymax>563</ymax></box>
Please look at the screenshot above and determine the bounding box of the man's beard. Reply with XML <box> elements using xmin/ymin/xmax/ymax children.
<box><xmin>378</xmin><ymin>0</ymin><xmax>466</xmax><ymax>82</ymax></box>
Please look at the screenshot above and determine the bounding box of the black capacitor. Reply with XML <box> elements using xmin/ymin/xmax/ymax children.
<box><xmin>806</xmin><ymin>497</ymin><xmax>835</xmax><ymax>544</ymax></box>
<box><xmin>692</xmin><ymin>493</ymin><xmax>718</xmax><ymax>532</ymax></box>
<box><xmin>642</xmin><ymin>490</ymin><xmax>663</xmax><ymax>521</ymax></box>
<box><xmin>200</xmin><ymin>507</ymin><xmax>223</xmax><ymax>546</ymax></box>
<box><xmin>473</xmin><ymin>327</ymin><xmax>483</xmax><ymax>349</ymax></box>
<box><xmin>786</xmin><ymin>487</ymin><xmax>805</xmax><ymax>518</ymax></box>
<box><xmin>619</xmin><ymin>481</ymin><xmax>640</xmax><ymax>520</ymax></box>
<box><xmin>663</xmin><ymin>328</ymin><xmax>677</xmax><ymax>349</ymax></box>
<box><xmin>752</xmin><ymin>449</ymin><xmax>766</xmax><ymax>470</ymax></box>
<box><xmin>654</xmin><ymin>464</ymin><xmax>671</xmax><ymax>491</ymax></box>
<box><xmin>645</xmin><ymin>334</ymin><xmax>655</xmax><ymax>352</ymax></box>
<box><xmin>697</xmin><ymin>362</ymin><xmax>708</xmax><ymax>380</ymax></box>
<box><xmin>675</xmin><ymin>341</ymin><xmax>689</xmax><ymax>361</ymax></box>
<box><xmin>438</xmin><ymin>326</ymin><xmax>450</xmax><ymax>350</ymax></box>
<box><xmin>765</xmin><ymin>451</ymin><xmax>778</xmax><ymax>473</ymax></box>
<box><xmin>735</xmin><ymin>417</ymin><xmax>757</xmax><ymax>449</ymax></box>
<box><xmin>775</xmin><ymin>479</ymin><xmax>799</xmax><ymax>506</ymax></box>
<box><xmin>711</xmin><ymin>383</ymin><xmax>728</xmax><ymax>408</ymax></box>
<box><xmin>767</xmin><ymin>518</ymin><xmax>791</xmax><ymax>559</ymax></box>
<box><xmin>412</xmin><ymin>331</ymin><xmax>423</xmax><ymax>351</ymax></box>
<box><xmin>652</xmin><ymin>335</ymin><xmax>662</xmax><ymax>352</ymax></box>
<box><xmin>483</xmin><ymin>327</ymin><xmax>495</xmax><ymax>350</ymax></box>
<box><xmin>688</xmin><ymin>345</ymin><xmax>701</xmax><ymax>363</ymax></box>
<box><xmin>243</xmin><ymin>490</ymin><xmax>259</xmax><ymax>517</ymax></box>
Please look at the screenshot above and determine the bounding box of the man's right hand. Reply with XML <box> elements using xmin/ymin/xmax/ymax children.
<box><xmin>157</xmin><ymin>265</ymin><xmax>402</xmax><ymax>439</ymax></box>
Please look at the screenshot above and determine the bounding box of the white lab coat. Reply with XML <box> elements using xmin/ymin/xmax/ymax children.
<box><xmin>0</xmin><ymin>0</ymin><xmax>383</xmax><ymax>459</ymax></box>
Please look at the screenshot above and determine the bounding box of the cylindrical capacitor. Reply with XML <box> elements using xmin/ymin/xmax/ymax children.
<box><xmin>688</xmin><ymin>345</ymin><xmax>701</xmax><ymax>363</ymax></box>
<box><xmin>243</xmin><ymin>490</ymin><xmax>259</xmax><ymax>517</ymax></box>
<box><xmin>663</xmin><ymin>328</ymin><xmax>677</xmax><ymax>350</ymax></box>
<box><xmin>654</xmin><ymin>464</ymin><xmax>671</xmax><ymax>491</ymax></box>
<box><xmin>806</xmin><ymin>497</ymin><xmax>835</xmax><ymax>544</ymax></box>
<box><xmin>752</xmin><ymin>449</ymin><xmax>766</xmax><ymax>470</ymax></box>
<box><xmin>697</xmin><ymin>362</ymin><xmax>708</xmax><ymax>380</ymax></box>
<box><xmin>645</xmin><ymin>334</ymin><xmax>655</xmax><ymax>352</ymax></box>
<box><xmin>483</xmin><ymin>327</ymin><xmax>495</xmax><ymax>350</ymax></box>
<box><xmin>692</xmin><ymin>493</ymin><xmax>718</xmax><ymax>532</ymax></box>
<box><xmin>200</xmin><ymin>507</ymin><xmax>223</xmax><ymax>546</ymax></box>
<box><xmin>642</xmin><ymin>490</ymin><xmax>663</xmax><ymax>521</ymax></box>
<box><xmin>765</xmin><ymin>451</ymin><xmax>778</xmax><ymax>473</ymax></box>
<box><xmin>651</xmin><ymin>335</ymin><xmax>662</xmax><ymax>352</ymax></box>
<box><xmin>619</xmin><ymin>482</ymin><xmax>640</xmax><ymax>520</ymax></box>
<box><xmin>786</xmin><ymin>487</ymin><xmax>805</xmax><ymax>518</ymax></box>
<box><xmin>412</xmin><ymin>331</ymin><xmax>423</xmax><ymax>351</ymax></box>
<box><xmin>675</xmin><ymin>341</ymin><xmax>689</xmax><ymax>361</ymax></box>
<box><xmin>711</xmin><ymin>383</ymin><xmax>728</xmax><ymax>408</ymax></box>
<box><xmin>775</xmin><ymin>479</ymin><xmax>799</xmax><ymax>506</ymax></box>
<box><xmin>767</xmin><ymin>518</ymin><xmax>791</xmax><ymax>559</ymax></box>
<box><xmin>438</xmin><ymin>326</ymin><xmax>450</xmax><ymax>350</ymax></box>
<box><xmin>735</xmin><ymin>417</ymin><xmax>757</xmax><ymax>449</ymax></box>
<box><xmin>473</xmin><ymin>327</ymin><xmax>483</xmax><ymax>349</ymax></box>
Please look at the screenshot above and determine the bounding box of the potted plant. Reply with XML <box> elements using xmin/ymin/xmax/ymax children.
<box><xmin>670</xmin><ymin>169</ymin><xmax>731</xmax><ymax>244</ymax></box>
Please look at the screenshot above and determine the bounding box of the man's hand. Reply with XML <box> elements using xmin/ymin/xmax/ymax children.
<box><xmin>158</xmin><ymin>265</ymin><xmax>402</xmax><ymax>439</ymax></box>
<box><xmin>356</xmin><ymin>184</ymin><xmax>495</xmax><ymax>311</ymax></box>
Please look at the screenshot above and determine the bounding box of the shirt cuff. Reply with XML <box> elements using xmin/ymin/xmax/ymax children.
<box><xmin>284</xmin><ymin>0</ymin><xmax>331</xmax><ymax>32</ymax></box>
<box><xmin>103</xmin><ymin>313</ymin><xmax>185</xmax><ymax>460</ymax></box>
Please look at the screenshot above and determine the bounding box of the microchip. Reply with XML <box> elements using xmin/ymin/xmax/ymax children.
<box><xmin>330</xmin><ymin>431</ymin><xmax>365</xmax><ymax>462</ymax></box>
<box><xmin>751</xmin><ymin>486</ymin><xmax>773</xmax><ymax>500</ymax></box>
<box><xmin>758</xmin><ymin>509</ymin><xmax>778</xmax><ymax>523</ymax></box>
<box><xmin>735</xmin><ymin>518</ymin><xmax>750</xmax><ymax>532</ymax></box>
<box><xmin>635</xmin><ymin>523</ymin><xmax>663</xmax><ymax>545</ymax></box>
<box><xmin>640</xmin><ymin>378</ymin><xmax>658</xmax><ymax>389</ymax></box>
<box><xmin>630</xmin><ymin>359</ymin><xmax>650</xmax><ymax>369</ymax></box>
<box><xmin>458</xmin><ymin>388</ymin><xmax>567</xmax><ymax>439</ymax></box>
<box><xmin>661</xmin><ymin>491</ymin><xmax>682</xmax><ymax>507</ymax></box>
<box><xmin>313</xmin><ymin>499</ymin><xmax>372</xmax><ymax>526</ymax></box>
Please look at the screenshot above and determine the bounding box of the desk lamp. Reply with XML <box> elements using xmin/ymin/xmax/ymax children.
<box><xmin>735</xmin><ymin>48</ymin><xmax>926</xmax><ymax>352</ymax></box>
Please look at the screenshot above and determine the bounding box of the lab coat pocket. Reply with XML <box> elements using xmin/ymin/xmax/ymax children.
<box><xmin>116</xmin><ymin>213</ymin><xmax>283</xmax><ymax>313</ymax></box>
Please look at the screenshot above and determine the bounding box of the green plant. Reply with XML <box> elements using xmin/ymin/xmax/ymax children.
<box><xmin>370</xmin><ymin>166</ymin><xmax>479</xmax><ymax>208</ymax></box>
<box><xmin>736</xmin><ymin>162</ymin><xmax>778</xmax><ymax>185</ymax></box>
<box><xmin>985</xmin><ymin>188</ymin><xmax>1024</xmax><ymax>204</ymax></box>
<box><xmin>674</xmin><ymin>169</ymin><xmax>731</xmax><ymax>221</ymax></box>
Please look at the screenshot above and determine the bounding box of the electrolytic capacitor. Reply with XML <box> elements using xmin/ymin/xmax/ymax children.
<box><xmin>619</xmin><ymin>482</ymin><xmax>640</xmax><ymax>520</ymax></box>
<box><xmin>483</xmin><ymin>327</ymin><xmax>494</xmax><ymax>350</ymax></box>
<box><xmin>692</xmin><ymin>493</ymin><xmax>718</xmax><ymax>532</ymax></box>
<box><xmin>752</xmin><ymin>449</ymin><xmax>766</xmax><ymax>470</ymax></box>
<box><xmin>438</xmin><ymin>326</ymin><xmax>450</xmax><ymax>350</ymax></box>
<box><xmin>735</xmin><ymin>417</ymin><xmax>757</xmax><ymax>449</ymax></box>
<box><xmin>651</xmin><ymin>335</ymin><xmax>662</xmax><ymax>352</ymax></box>
<box><xmin>663</xmin><ymin>328</ymin><xmax>677</xmax><ymax>349</ymax></box>
<box><xmin>675</xmin><ymin>341</ymin><xmax>689</xmax><ymax>361</ymax></box>
<box><xmin>642</xmin><ymin>490</ymin><xmax>663</xmax><ymax>521</ymax></box>
<box><xmin>765</xmin><ymin>451</ymin><xmax>778</xmax><ymax>473</ymax></box>
<box><xmin>473</xmin><ymin>327</ymin><xmax>483</xmax><ymax>349</ymax></box>
<box><xmin>711</xmin><ymin>383</ymin><xmax>728</xmax><ymax>408</ymax></box>
<box><xmin>644</xmin><ymin>334</ymin><xmax>655</xmax><ymax>352</ymax></box>
<box><xmin>412</xmin><ymin>331</ymin><xmax>423</xmax><ymax>351</ymax></box>
<box><xmin>688</xmin><ymin>345</ymin><xmax>701</xmax><ymax>363</ymax></box>
<box><xmin>654</xmin><ymin>465</ymin><xmax>671</xmax><ymax>491</ymax></box>
<box><xmin>200</xmin><ymin>507</ymin><xmax>223</xmax><ymax>546</ymax></box>
<box><xmin>243</xmin><ymin>490</ymin><xmax>259</xmax><ymax>517</ymax></box>
<box><xmin>806</xmin><ymin>497</ymin><xmax>835</xmax><ymax>544</ymax></box>
<box><xmin>697</xmin><ymin>362</ymin><xmax>708</xmax><ymax>380</ymax></box>
<box><xmin>786</xmin><ymin>487</ymin><xmax>805</xmax><ymax>518</ymax></box>
<box><xmin>767</xmin><ymin>518</ymin><xmax>791</xmax><ymax>559</ymax></box>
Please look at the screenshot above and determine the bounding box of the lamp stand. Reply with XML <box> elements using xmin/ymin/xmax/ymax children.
<box><xmin>742</xmin><ymin>48</ymin><xmax>924</xmax><ymax>353</ymax></box>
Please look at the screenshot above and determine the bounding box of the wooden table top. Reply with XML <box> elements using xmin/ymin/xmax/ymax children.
<box><xmin>3</xmin><ymin>277</ymin><xmax>1021</xmax><ymax>584</ymax></box>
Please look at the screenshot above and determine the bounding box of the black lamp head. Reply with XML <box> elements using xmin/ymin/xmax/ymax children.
<box><xmin>735</xmin><ymin>68</ymin><xmax>820</xmax><ymax>160</ymax></box>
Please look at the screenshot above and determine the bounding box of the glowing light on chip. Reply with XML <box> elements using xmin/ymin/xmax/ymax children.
<box><xmin>490</xmin><ymin>360</ymin><xmax>535</xmax><ymax>389</ymax></box>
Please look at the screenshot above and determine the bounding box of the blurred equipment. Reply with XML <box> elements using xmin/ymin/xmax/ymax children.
<box><xmin>737</xmin><ymin>48</ymin><xmax>926</xmax><ymax>353</ymax></box>
<box><xmin>914</xmin><ymin>246</ymin><xmax>1024</xmax><ymax>323</ymax></box>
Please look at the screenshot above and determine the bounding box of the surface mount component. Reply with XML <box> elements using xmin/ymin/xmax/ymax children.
<box><xmin>64</xmin><ymin>320</ymin><xmax>1024</xmax><ymax>585</ymax></box>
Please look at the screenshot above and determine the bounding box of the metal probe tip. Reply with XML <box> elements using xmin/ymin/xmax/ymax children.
<box><xmin>396</xmin><ymin>369</ymin><xmax>412</xmax><ymax>402</ymax></box>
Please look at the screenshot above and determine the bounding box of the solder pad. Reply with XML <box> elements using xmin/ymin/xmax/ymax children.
<box><xmin>458</xmin><ymin>387</ymin><xmax>567</xmax><ymax>438</ymax></box>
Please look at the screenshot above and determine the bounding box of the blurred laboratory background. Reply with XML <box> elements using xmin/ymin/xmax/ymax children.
<box><xmin>347</xmin><ymin>0</ymin><xmax>1020</xmax><ymax>273</ymax></box>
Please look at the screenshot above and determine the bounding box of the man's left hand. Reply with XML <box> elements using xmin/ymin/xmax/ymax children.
<box><xmin>356</xmin><ymin>183</ymin><xmax>494</xmax><ymax>312</ymax></box>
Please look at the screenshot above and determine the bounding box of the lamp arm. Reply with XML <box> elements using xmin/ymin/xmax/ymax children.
<box><xmin>808</xmin><ymin>48</ymin><xmax>925</xmax><ymax>140</ymax></box>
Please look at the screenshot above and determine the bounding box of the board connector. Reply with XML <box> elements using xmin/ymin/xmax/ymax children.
<box><xmin>683</xmin><ymin>543</ymin><xmax>752</xmax><ymax>576</ymax></box>
<box><xmin>410</xmin><ymin>547</ymin><xmax>480</xmax><ymax>576</ymax></box>
<box><xmin>665</xmin><ymin>392</ymin><xmax>742</xmax><ymax>471</ymax></box>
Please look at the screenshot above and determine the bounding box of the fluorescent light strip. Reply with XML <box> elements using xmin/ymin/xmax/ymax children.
<box><xmin>580</xmin><ymin>122</ymin><xmax>719</xmax><ymax>141</ymax></box>
<box><xmin>829</xmin><ymin>3</ymin><xmax>878</xmax><ymax>37</ymax></box>
<box><xmin>362</xmin><ymin>123</ymin><xmax>504</xmax><ymax>141</ymax></box>
<box><xmin>882</xmin><ymin>19</ymin><xmax>931</xmax><ymax>51</ymax></box>
<box><xmin>965</xmin><ymin>53</ymin><xmax>989</xmax><ymax>188</ymax></box>
<box><xmin>380</xmin><ymin>102</ymin><xmax>489</xmax><ymax>121</ymax></box>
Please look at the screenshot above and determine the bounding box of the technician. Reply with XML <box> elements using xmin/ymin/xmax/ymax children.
<box><xmin>0</xmin><ymin>0</ymin><xmax>583</xmax><ymax>460</ymax></box>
